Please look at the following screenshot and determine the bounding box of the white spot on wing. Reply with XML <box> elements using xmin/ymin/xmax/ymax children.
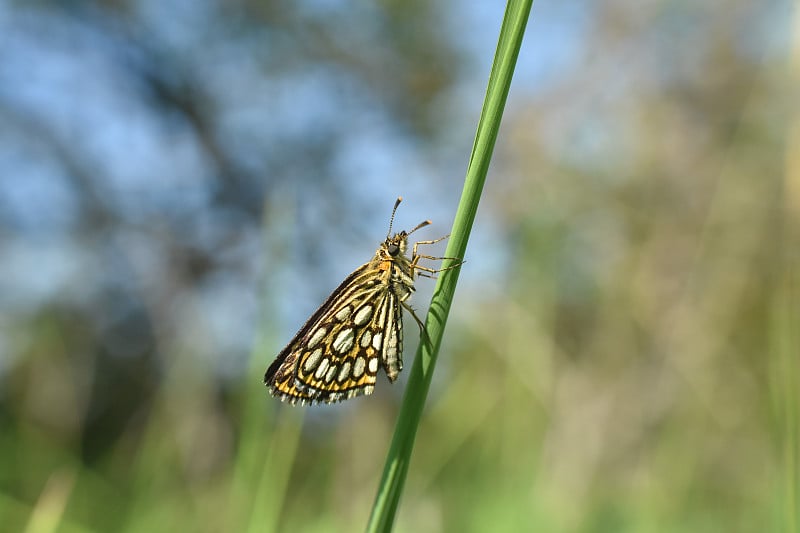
<box><xmin>303</xmin><ymin>348</ymin><xmax>323</xmax><ymax>373</ymax></box>
<box><xmin>360</xmin><ymin>330</ymin><xmax>372</xmax><ymax>348</ymax></box>
<box><xmin>307</xmin><ymin>327</ymin><xmax>327</xmax><ymax>349</ymax></box>
<box><xmin>338</xmin><ymin>361</ymin><xmax>351</xmax><ymax>383</ymax></box>
<box><xmin>335</xmin><ymin>306</ymin><xmax>353</xmax><ymax>321</ymax></box>
<box><xmin>368</xmin><ymin>357</ymin><xmax>379</xmax><ymax>374</ymax></box>
<box><xmin>353</xmin><ymin>305</ymin><xmax>373</xmax><ymax>326</ymax></box>
<box><xmin>332</xmin><ymin>328</ymin><xmax>355</xmax><ymax>353</ymax></box>
<box><xmin>315</xmin><ymin>358</ymin><xmax>330</xmax><ymax>380</ymax></box>
<box><xmin>325</xmin><ymin>364</ymin><xmax>337</xmax><ymax>383</ymax></box>
<box><xmin>353</xmin><ymin>356</ymin><xmax>366</xmax><ymax>378</ymax></box>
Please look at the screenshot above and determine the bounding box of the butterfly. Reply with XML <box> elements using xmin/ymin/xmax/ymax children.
<box><xmin>264</xmin><ymin>197</ymin><xmax>461</xmax><ymax>405</ymax></box>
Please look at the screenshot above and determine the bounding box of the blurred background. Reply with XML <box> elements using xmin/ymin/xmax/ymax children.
<box><xmin>1</xmin><ymin>1</ymin><xmax>798</xmax><ymax>531</ymax></box>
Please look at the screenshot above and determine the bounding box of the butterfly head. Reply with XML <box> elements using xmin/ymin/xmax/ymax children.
<box><xmin>383</xmin><ymin>232</ymin><xmax>408</xmax><ymax>259</ymax></box>
<box><xmin>383</xmin><ymin>197</ymin><xmax>431</xmax><ymax>260</ymax></box>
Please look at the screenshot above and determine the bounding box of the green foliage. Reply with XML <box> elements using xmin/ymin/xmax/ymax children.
<box><xmin>1</xmin><ymin>2</ymin><xmax>797</xmax><ymax>533</ymax></box>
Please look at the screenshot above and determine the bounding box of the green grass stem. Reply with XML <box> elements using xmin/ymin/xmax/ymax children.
<box><xmin>365</xmin><ymin>1</ymin><xmax>534</xmax><ymax>531</ymax></box>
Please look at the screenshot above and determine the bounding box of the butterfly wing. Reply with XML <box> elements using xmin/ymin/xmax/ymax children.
<box><xmin>376</xmin><ymin>291</ymin><xmax>404</xmax><ymax>382</ymax></box>
<box><xmin>265</xmin><ymin>263</ymin><xmax>395</xmax><ymax>405</ymax></box>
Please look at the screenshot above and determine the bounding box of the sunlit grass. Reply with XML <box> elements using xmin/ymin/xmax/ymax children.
<box><xmin>366</xmin><ymin>1</ymin><xmax>534</xmax><ymax>530</ymax></box>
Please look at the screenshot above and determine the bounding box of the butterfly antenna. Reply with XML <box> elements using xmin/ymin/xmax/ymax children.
<box><xmin>387</xmin><ymin>196</ymin><xmax>403</xmax><ymax>238</ymax></box>
<box><xmin>408</xmin><ymin>219</ymin><xmax>432</xmax><ymax>235</ymax></box>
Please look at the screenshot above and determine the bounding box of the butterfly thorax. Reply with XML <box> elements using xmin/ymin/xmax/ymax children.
<box><xmin>374</xmin><ymin>231</ymin><xmax>416</xmax><ymax>303</ymax></box>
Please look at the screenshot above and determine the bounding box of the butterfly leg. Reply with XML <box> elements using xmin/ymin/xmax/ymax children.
<box><xmin>412</xmin><ymin>236</ymin><xmax>464</xmax><ymax>275</ymax></box>
<box><xmin>400</xmin><ymin>300</ymin><xmax>433</xmax><ymax>348</ymax></box>
<box><xmin>412</xmin><ymin>235</ymin><xmax>449</xmax><ymax>258</ymax></box>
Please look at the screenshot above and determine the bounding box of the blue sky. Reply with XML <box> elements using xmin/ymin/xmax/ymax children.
<box><xmin>0</xmin><ymin>0</ymin><xmax>789</xmax><ymax>376</ymax></box>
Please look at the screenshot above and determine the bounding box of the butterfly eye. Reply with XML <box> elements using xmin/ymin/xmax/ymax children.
<box><xmin>387</xmin><ymin>243</ymin><xmax>400</xmax><ymax>256</ymax></box>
